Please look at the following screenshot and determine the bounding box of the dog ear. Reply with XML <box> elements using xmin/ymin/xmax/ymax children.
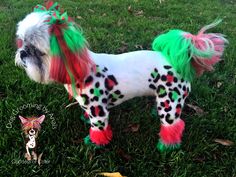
<box><xmin>37</xmin><ymin>115</ymin><xmax>45</xmax><ymax>124</ymax></box>
<box><xmin>19</xmin><ymin>115</ymin><xmax>28</xmax><ymax>124</ymax></box>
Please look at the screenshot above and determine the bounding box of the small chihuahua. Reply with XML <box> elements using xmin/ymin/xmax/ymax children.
<box><xmin>19</xmin><ymin>115</ymin><xmax>45</xmax><ymax>161</ymax></box>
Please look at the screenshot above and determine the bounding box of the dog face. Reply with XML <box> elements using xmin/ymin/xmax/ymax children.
<box><xmin>15</xmin><ymin>12</ymin><xmax>51</xmax><ymax>83</ymax></box>
<box><xmin>19</xmin><ymin>115</ymin><xmax>45</xmax><ymax>136</ymax></box>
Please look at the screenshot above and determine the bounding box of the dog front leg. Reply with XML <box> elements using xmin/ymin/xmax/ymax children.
<box><xmin>85</xmin><ymin>105</ymin><xmax>112</xmax><ymax>146</ymax></box>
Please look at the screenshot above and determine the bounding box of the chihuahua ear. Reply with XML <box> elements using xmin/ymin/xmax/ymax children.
<box><xmin>37</xmin><ymin>115</ymin><xmax>45</xmax><ymax>124</ymax></box>
<box><xmin>19</xmin><ymin>115</ymin><xmax>28</xmax><ymax>124</ymax></box>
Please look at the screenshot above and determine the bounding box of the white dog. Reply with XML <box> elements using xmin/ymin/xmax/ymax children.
<box><xmin>15</xmin><ymin>2</ymin><xmax>227</xmax><ymax>151</ymax></box>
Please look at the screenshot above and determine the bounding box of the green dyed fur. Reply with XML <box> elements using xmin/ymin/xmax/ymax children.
<box><xmin>152</xmin><ymin>30</ymin><xmax>195</xmax><ymax>82</ymax></box>
<box><xmin>84</xmin><ymin>135</ymin><xmax>103</xmax><ymax>149</ymax></box>
<box><xmin>157</xmin><ymin>140</ymin><xmax>181</xmax><ymax>152</ymax></box>
<box><xmin>80</xmin><ymin>114</ymin><xmax>90</xmax><ymax>124</ymax></box>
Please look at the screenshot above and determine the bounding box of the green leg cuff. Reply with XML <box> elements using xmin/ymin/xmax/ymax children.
<box><xmin>156</xmin><ymin>140</ymin><xmax>181</xmax><ymax>152</ymax></box>
<box><xmin>84</xmin><ymin>135</ymin><xmax>103</xmax><ymax>149</ymax></box>
<box><xmin>80</xmin><ymin>114</ymin><xmax>90</xmax><ymax>124</ymax></box>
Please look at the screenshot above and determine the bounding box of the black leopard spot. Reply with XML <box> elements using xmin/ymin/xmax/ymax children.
<box><xmin>166</xmin><ymin>116</ymin><xmax>174</xmax><ymax>124</ymax></box>
<box><xmin>160</xmin><ymin>114</ymin><xmax>165</xmax><ymax>118</ymax></box>
<box><xmin>105</xmin><ymin>75</ymin><xmax>118</xmax><ymax>91</ymax></box>
<box><xmin>80</xmin><ymin>94</ymin><xmax>89</xmax><ymax>105</ymax></box>
<box><xmin>157</xmin><ymin>107</ymin><xmax>162</xmax><ymax>110</ymax></box>
<box><xmin>95</xmin><ymin>82</ymin><xmax>100</xmax><ymax>88</ymax></box>
<box><xmin>153</xmin><ymin>75</ymin><xmax>160</xmax><ymax>83</ymax></box>
<box><xmin>90</xmin><ymin>106</ymin><xmax>96</xmax><ymax>117</ymax></box>
<box><xmin>102</xmin><ymin>67</ymin><xmax>108</xmax><ymax>72</ymax></box>
<box><xmin>148</xmin><ymin>79</ymin><xmax>151</xmax><ymax>82</ymax></box>
<box><xmin>161</xmin><ymin>75</ymin><xmax>167</xmax><ymax>81</ymax></box>
<box><xmin>149</xmin><ymin>84</ymin><xmax>156</xmax><ymax>90</ymax></box>
<box><xmin>85</xmin><ymin>76</ymin><xmax>93</xmax><ymax>85</ymax></box>
<box><xmin>119</xmin><ymin>95</ymin><xmax>124</xmax><ymax>99</ymax></box>
<box><xmin>99</xmin><ymin>127</ymin><xmax>104</xmax><ymax>130</ymax></box>
<box><xmin>173</xmin><ymin>77</ymin><xmax>178</xmax><ymax>82</ymax></box>
<box><xmin>90</xmin><ymin>105</ymin><xmax>106</xmax><ymax>117</ymax></box>
<box><xmin>102</xmin><ymin>98</ymin><xmax>108</xmax><ymax>103</ymax></box>
<box><xmin>90</xmin><ymin>89</ymin><xmax>94</xmax><ymax>94</ymax></box>
<box><xmin>164</xmin><ymin>107</ymin><xmax>172</xmax><ymax>112</ymax></box>
<box><xmin>93</xmin><ymin>96</ymin><xmax>99</xmax><ymax>101</ymax></box>
<box><xmin>173</xmin><ymin>87</ymin><xmax>180</xmax><ymax>95</ymax></box>
<box><xmin>114</xmin><ymin>90</ymin><xmax>121</xmax><ymax>94</ymax></box>
<box><xmin>96</xmin><ymin>72</ymin><xmax>102</xmax><ymax>77</ymax></box>
<box><xmin>164</xmin><ymin>65</ymin><xmax>172</xmax><ymax>69</ymax></box>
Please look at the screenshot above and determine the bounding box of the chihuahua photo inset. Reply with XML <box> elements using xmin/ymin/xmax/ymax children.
<box><xmin>19</xmin><ymin>115</ymin><xmax>45</xmax><ymax>161</ymax></box>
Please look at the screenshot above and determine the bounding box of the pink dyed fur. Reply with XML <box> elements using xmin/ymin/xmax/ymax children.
<box><xmin>185</xmin><ymin>28</ymin><xmax>227</xmax><ymax>76</ymax></box>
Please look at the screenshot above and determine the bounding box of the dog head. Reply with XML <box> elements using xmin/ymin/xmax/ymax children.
<box><xmin>15</xmin><ymin>12</ymin><xmax>51</xmax><ymax>83</ymax></box>
<box><xmin>15</xmin><ymin>2</ymin><xmax>95</xmax><ymax>87</ymax></box>
<box><xmin>19</xmin><ymin>115</ymin><xmax>45</xmax><ymax>136</ymax></box>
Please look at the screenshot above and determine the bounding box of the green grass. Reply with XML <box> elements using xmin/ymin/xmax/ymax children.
<box><xmin>0</xmin><ymin>0</ymin><xmax>236</xmax><ymax>176</ymax></box>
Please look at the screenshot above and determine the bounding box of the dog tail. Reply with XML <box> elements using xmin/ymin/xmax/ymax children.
<box><xmin>152</xmin><ymin>20</ymin><xmax>228</xmax><ymax>82</ymax></box>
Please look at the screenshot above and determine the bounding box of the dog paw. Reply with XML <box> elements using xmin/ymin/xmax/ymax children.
<box><xmin>156</xmin><ymin>140</ymin><xmax>181</xmax><ymax>152</ymax></box>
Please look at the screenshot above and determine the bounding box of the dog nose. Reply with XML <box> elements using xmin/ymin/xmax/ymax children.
<box><xmin>20</xmin><ymin>50</ymin><xmax>28</xmax><ymax>59</ymax></box>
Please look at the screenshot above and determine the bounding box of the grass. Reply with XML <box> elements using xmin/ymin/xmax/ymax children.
<box><xmin>0</xmin><ymin>0</ymin><xmax>236</xmax><ymax>176</ymax></box>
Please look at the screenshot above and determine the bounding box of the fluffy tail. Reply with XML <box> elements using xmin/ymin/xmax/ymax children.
<box><xmin>152</xmin><ymin>20</ymin><xmax>228</xmax><ymax>82</ymax></box>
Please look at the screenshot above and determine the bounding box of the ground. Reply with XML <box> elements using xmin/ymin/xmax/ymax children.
<box><xmin>0</xmin><ymin>0</ymin><xmax>236</xmax><ymax>176</ymax></box>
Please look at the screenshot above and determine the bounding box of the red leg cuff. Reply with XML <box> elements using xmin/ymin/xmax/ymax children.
<box><xmin>89</xmin><ymin>125</ymin><xmax>112</xmax><ymax>145</ymax></box>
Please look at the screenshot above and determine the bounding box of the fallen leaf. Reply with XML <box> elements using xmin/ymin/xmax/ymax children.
<box><xmin>134</xmin><ymin>45</ymin><xmax>143</xmax><ymax>50</ymax></box>
<box><xmin>65</xmin><ymin>101</ymin><xmax>79</xmax><ymax>109</ymax></box>
<box><xmin>116</xmin><ymin>148</ymin><xmax>132</xmax><ymax>162</ymax></box>
<box><xmin>186</xmin><ymin>103</ymin><xmax>205</xmax><ymax>116</ymax></box>
<box><xmin>216</xmin><ymin>81</ymin><xmax>223</xmax><ymax>88</ymax></box>
<box><xmin>99</xmin><ymin>172</ymin><xmax>126</xmax><ymax>177</ymax></box>
<box><xmin>124</xmin><ymin>123</ymin><xmax>140</xmax><ymax>132</ymax></box>
<box><xmin>118</xmin><ymin>46</ymin><xmax>128</xmax><ymax>53</ymax></box>
<box><xmin>128</xmin><ymin>5</ymin><xmax>132</xmax><ymax>13</ymax></box>
<box><xmin>37</xmin><ymin>153</ymin><xmax>43</xmax><ymax>166</ymax></box>
<box><xmin>88</xmin><ymin>9</ymin><xmax>95</xmax><ymax>13</ymax></box>
<box><xmin>134</xmin><ymin>10</ymin><xmax>143</xmax><ymax>16</ymax></box>
<box><xmin>76</xmin><ymin>16</ymin><xmax>83</xmax><ymax>20</ymax></box>
<box><xmin>214</xmin><ymin>139</ymin><xmax>234</xmax><ymax>146</ymax></box>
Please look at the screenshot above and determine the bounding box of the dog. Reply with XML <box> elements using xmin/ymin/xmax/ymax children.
<box><xmin>19</xmin><ymin>115</ymin><xmax>45</xmax><ymax>160</ymax></box>
<box><xmin>15</xmin><ymin>2</ymin><xmax>227</xmax><ymax>151</ymax></box>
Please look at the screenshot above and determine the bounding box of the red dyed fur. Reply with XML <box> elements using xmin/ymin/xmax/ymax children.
<box><xmin>90</xmin><ymin>125</ymin><xmax>113</xmax><ymax>145</ymax></box>
<box><xmin>49</xmin><ymin>22</ymin><xmax>95</xmax><ymax>87</ymax></box>
<box><xmin>159</xmin><ymin>119</ymin><xmax>185</xmax><ymax>145</ymax></box>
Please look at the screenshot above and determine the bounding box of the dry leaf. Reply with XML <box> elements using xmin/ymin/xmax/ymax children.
<box><xmin>65</xmin><ymin>101</ymin><xmax>79</xmax><ymax>109</ymax></box>
<box><xmin>116</xmin><ymin>148</ymin><xmax>131</xmax><ymax>162</ymax></box>
<box><xmin>37</xmin><ymin>153</ymin><xmax>43</xmax><ymax>166</ymax></box>
<box><xmin>76</xmin><ymin>16</ymin><xmax>83</xmax><ymax>20</ymax></box>
<box><xmin>99</xmin><ymin>172</ymin><xmax>126</xmax><ymax>177</ymax></box>
<box><xmin>88</xmin><ymin>9</ymin><xmax>95</xmax><ymax>13</ymax></box>
<box><xmin>214</xmin><ymin>139</ymin><xmax>234</xmax><ymax>146</ymax></box>
<box><xmin>118</xmin><ymin>46</ymin><xmax>128</xmax><ymax>53</ymax></box>
<box><xmin>186</xmin><ymin>103</ymin><xmax>205</xmax><ymax>116</ymax></box>
<box><xmin>130</xmin><ymin>123</ymin><xmax>140</xmax><ymax>132</ymax></box>
<box><xmin>216</xmin><ymin>82</ymin><xmax>223</xmax><ymax>88</ymax></box>
<box><xmin>128</xmin><ymin>5</ymin><xmax>132</xmax><ymax>13</ymax></box>
<box><xmin>124</xmin><ymin>123</ymin><xmax>140</xmax><ymax>132</ymax></box>
<box><xmin>134</xmin><ymin>10</ymin><xmax>143</xmax><ymax>16</ymax></box>
<box><xmin>134</xmin><ymin>45</ymin><xmax>143</xmax><ymax>50</ymax></box>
